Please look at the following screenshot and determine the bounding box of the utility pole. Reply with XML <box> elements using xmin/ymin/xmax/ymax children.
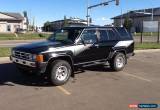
<box><xmin>151</xmin><ymin>8</ymin><xmax>154</xmax><ymax>21</ymax></box>
<box><xmin>120</xmin><ymin>8</ymin><xmax>123</xmax><ymax>27</ymax></box>
<box><xmin>157</xmin><ymin>21</ymin><xmax>160</xmax><ymax>43</ymax></box>
<box><xmin>32</xmin><ymin>17</ymin><xmax>35</xmax><ymax>32</ymax></box>
<box><xmin>86</xmin><ymin>0</ymin><xmax>119</xmax><ymax>26</ymax></box>
<box><xmin>86</xmin><ymin>0</ymin><xmax>90</xmax><ymax>26</ymax></box>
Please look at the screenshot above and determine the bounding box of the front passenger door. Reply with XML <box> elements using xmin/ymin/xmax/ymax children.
<box><xmin>74</xmin><ymin>29</ymin><xmax>100</xmax><ymax>63</ymax></box>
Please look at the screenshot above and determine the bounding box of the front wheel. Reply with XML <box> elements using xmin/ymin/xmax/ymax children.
<box><xmin>110</xmin><ymin>53</ymin><xmax>126</xmax><ymax>71</ymax></box>
<box><xmin>50</xmin><ymin>60</ymin><xmax>71</xmax><ymax>86</ymax></box>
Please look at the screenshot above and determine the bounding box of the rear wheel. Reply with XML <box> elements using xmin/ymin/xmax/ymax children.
<box><xmin>50</xmin><ymin>60</ymin><xmax>71</xmax><ymax>86</ymax></box>
<box><xmin>110</xmin><ymin>52</ymin><xmax>126</xmax><ymax>71</ymax></box>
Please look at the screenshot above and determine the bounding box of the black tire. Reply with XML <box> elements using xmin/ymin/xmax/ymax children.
<box><xmin>50</xmin><ymin>60</ymin><xmax>71</xmax><ymax>86</ymax></box>
<box><xmin>110</xmin><ymin>52</ymin><xmax>126</xmax><ymax>71</ymax></box>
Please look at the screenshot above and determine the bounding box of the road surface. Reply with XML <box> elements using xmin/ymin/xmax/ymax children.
<box><xmin>0</xmin><ymin>50</ymin><xmax>160</xmax><ymax>110</ymax></box>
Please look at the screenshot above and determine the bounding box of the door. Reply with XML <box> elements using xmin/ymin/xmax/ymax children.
<box><xmin>97</xmin><ymin>28</ymin><xmax>118</xmax><ymax>59</ymax></box>
<box><xmin>74</xmin><ymin>29</ymin><xmax>104</xmax><ymax>64</ymax></box>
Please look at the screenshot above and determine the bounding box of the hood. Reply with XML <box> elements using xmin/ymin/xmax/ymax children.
<box><xmin>14</xmin><ymin>40</ymin><xmax>65</xmax><ymax>54</ymax></box>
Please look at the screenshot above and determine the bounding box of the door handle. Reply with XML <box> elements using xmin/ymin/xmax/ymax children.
<box><xmin>94</xmin><ymin>44</ymin><xmax>99</xmax><ymax>48</ymax></box>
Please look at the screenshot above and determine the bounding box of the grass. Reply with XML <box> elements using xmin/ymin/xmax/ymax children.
<box><xmin>135</xmin><ymin>43</ymin><xmax>160</xmax><ymax>49</ymax></box>
<box><xmin>0</xmin><ymin>33</ymin><xmax>51</xmax><ymax>40</ymax></box>
<box><xmin>0</xmin><ymin>47</ymin><xmax>11</xmax><ymax>57</ymax></box>
<box><xmin>133</xmin><ymin>32</ymin><xmax>158</xmax><ymax>36</ymax></box>
<box><xmin>0</xmin><ymin>43</ymin><xmax>160</xmax><ymax>57</ymax></box>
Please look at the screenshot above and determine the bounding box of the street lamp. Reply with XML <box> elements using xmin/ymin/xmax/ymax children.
<box><xmin>86</xmin><ymin>0</ymin><xmax>119</xmax><ymax>26</ymax></box>
<box><xmin>115</xmin><ymin>0</ymin><xmax>119</xmax><ymax>6</ymax></box>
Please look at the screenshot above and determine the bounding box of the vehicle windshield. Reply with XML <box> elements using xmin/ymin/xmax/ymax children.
<box><xmin>48</xmin><ymin>29</ymin><xmax>82</xmax><ymax>44</ymax></box>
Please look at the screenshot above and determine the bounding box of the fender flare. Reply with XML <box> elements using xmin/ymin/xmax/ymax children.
<box><xmin>109</xmin><ymin>49</ymin><xmax>127</xmax><ymax>60</ymax></box>
<box><xmin>47</xmin><ymin>54</ymin><xmax>75</xmax><ymax>77</ymax></box>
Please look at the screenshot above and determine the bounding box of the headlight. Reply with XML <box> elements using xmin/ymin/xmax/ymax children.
<box><xmin>29</xmin><ymin>54</ymin><xmax>37</xmax><ymax>61</ymax></box>
<box><xmin>29</xmin><ymin>54</ymin><xmax>44</xmax><ymax>62</ymax></box>
<box><xmin>32</xmin><ymin>54</ymin><xmax>37</xmax><ymax>61</ymax></box>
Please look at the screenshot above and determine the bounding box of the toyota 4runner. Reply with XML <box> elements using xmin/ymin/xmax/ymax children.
<box><xmin>10</xmin><ymin>26</ymin><xmax>134</xmax><ymax>86</ymax></box>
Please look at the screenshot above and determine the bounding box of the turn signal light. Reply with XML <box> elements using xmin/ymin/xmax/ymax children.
<box><xmin>36</xmin><ymin>55</ymin><xmax>44</xmax><ymax>62</ymax></box>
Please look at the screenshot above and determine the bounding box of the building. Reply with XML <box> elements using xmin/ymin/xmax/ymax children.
<box><xmin>112</xmin><ymin>7</ymin><xmax>160</xmax><ymax>32</ymax></box>
<box><xmin>0</xmin><ymin>12</ymin><xmax>27</xmax><ymax>33</ymax></box>
<box><xmin>43</xmin><ymin>18</ymin><xmax>87</xmax><ymax>32</ymax></box>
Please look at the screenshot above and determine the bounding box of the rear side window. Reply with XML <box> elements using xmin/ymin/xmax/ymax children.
<box><xmin>107</xmin><ymin>29</ymin><xmax>117</xmax><ymax>40</ymax></box>
<box><xmin>116</xmin><ymin>27</ymin><xmax>132</xmax><ymax>39</ymax></box>
<box><xmin>98</xmin><ymin>30</ymin><xmax>109</xmax><ymax>42</ymax></box>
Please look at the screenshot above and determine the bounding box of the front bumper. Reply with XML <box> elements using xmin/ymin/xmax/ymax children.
<box><xmin>11</xmin><ymin>56</ymin><xmax>36</xmax><ymax>67</ymax></box>
<box><xmin>10</xmin><ymin>56</ymin><xmax>47</xmax><ymax>74</ymax></box>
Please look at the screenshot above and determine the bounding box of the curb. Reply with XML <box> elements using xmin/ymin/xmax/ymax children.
<box><xmin>0</xmin><ymin>57</ymin><xmax>9</xmax><ymax>62</ymax></box>
<box><xmin>135</xmin><ymin>49</ymin><xmax>160</xmax><ymax>53</ymax></box>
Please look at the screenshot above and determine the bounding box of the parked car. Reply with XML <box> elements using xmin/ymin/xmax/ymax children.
<box><xmin>36</xmin><ymin>27</ymin><xmax>42</xmax><ymax>32</ymax></box>
<box><xmin>10</xmin><ymin>26</ymin><xmax>134</xmax><ymax>86</ymax></box>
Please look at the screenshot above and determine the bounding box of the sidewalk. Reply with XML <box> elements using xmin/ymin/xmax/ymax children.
<box><xmin>135</xmin><ymin>49</ymin><xmax>160</xmax><ymax>53</ymax></box>
<box><xmin>0</xmin><ymin>39</ymin><xmax>45</xmax><ymax>47</ymax></box>
<box><xmin>0</xmin><ymin>57</ymin><xmax>10</xmax><ymax>62</ymax></box>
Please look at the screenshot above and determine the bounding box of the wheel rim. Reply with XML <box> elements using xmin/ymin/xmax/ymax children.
<box><xmin>55</xmin><ymin>65</ymin><xmax>68</xmax><ymax>81</ymax></box>
<box><xmin>116</xmin><ymin>56</ymin><xmax>124</xmax><ymax>69</ymax></box>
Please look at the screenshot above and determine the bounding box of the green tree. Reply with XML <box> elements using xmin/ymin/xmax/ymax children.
<box><xmin>63</xmin><ymin>15</ymin><xmax>69</xmax><ymax>27</ymax></box>
<box><xmin>44</xmin><ymin>21</ymin><xmax>51</xmax><ymax>32</ymax></box>
<box><xmin>123</xmin><ymin>17</ymin><xmax>133</xmax><ymax>32</ymax></box>
<box><xmin>23</xmin><ymin>11</ymin><xmax>29</xmax><ymax>30</ymax></box>
<box><xmin>23</xmin><ymin>11</ymin><xmax>27</xmax><ymax>17</ymax></box>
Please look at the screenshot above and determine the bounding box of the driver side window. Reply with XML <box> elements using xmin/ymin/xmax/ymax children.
<box><xmin>81</xmin><ymin>29</ymin><xmax>97</xmax><ymax>44</ymax></box>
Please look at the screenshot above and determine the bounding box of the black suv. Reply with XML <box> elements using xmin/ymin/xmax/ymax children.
<box><xmin>10</xmin><ymin>26</ymin><xmax>134</xmax><ymax>85</ymax></box>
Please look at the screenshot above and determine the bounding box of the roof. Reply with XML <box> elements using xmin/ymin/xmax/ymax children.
<box><xmin>63</xmin><ymin>26</ymin><xmax>118</xmax><ymax>29</ymax></box>
<box><xmin>50</xmin><ymin>18</ymin><xmax>87</xmax><ymax>23</ymax></box>
<box><xmin>0</xmin><ymin>12</ymin><xmax>24</xmax><ymax>20</ymax></box>
<box><xmin>112</xmin><ymin>7</ymin><xmax>160</xmax><ymax>19</ymax></box>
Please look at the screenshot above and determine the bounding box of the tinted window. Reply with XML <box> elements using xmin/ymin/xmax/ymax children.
<box><xmin>116</xmin><ymin>27</ymin><xmax>131</xmax><ymax>39</ymax></box>
<box><xmin>107</xmin><ymin>29</ymin><xmax>117</xmax><ymax>40</ymax></box>
<box><xmin>98</xmin><ymin>30</ymin><xmax>109</xmax><ymax>42</ymax></box>
<box><xmin>81</xmin><ymin>30</ymin><xmax>97</xmax><ymax>44</ymax></box>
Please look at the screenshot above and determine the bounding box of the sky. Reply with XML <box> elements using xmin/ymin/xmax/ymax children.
<box><xmin>0</xmin><ymin>0</ymin><xmax>160</xmax><ymax>27</ymax></box>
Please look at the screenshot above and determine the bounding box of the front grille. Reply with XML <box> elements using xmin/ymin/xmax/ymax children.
<box><xmin>14</xmin><ymin>51</ymin><xmax>32</xmax><ymax>61</ymax></box>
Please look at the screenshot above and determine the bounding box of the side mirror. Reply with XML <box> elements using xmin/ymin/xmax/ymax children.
<box><xmin>81</xmin><ymin>39</ymin><xmax>86</xmax><ymax>46</ymax></box>
<box><xmin>75</xmin><ymin>38</ymin><xmax>86</xmax><ymax>46</ymax></box>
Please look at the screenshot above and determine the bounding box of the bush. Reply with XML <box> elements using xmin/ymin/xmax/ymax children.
<box><xmin>39</xmin><ymin>34</ymin><xmax>45</xmax><ymax>38</ymax></box>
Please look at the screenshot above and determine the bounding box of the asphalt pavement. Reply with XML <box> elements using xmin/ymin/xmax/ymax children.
<box><xmin>0</xmin><ymin>50</ymin><xmax>160</xmax><ymax>110</ymax></box>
